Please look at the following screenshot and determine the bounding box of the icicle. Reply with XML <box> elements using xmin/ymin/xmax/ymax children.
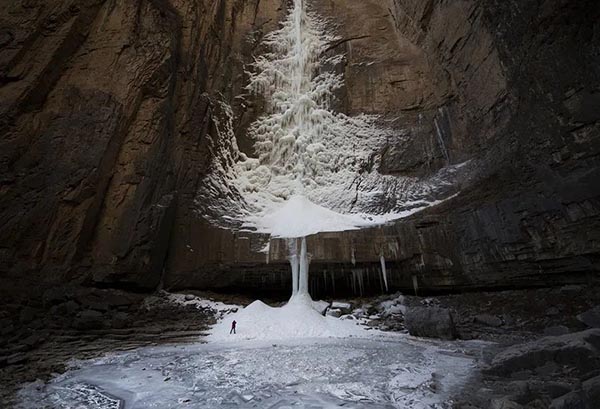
<box><xmin>330</xmin><ymin>270</ymin><xmax>335</xmax><ymax>294</ymax></box>
<box><xmin>434</xmin><ymin>109</ymin><xmax>450</xmax><ymax>164</ymax></box>
<box><xmin>357</xmin><ymin>269</ymin><xmax>364</xmax><ymax>297</ymax></box>
<box><xmin>380</xmin><ymin>254</ymin><xmax>389</xmax><ymax>293</ymax></box>
<box><xmin>351</xmin><ymin>246</ymin><xmax>356</xmax><ymax>266</ymax></box>
<box><xmin>266</xmin><ymin>240</ymin><xmax>271</xmax><ymax>264</ymax></box>
<box><xmin>412</xmin><ymin>275</ymin><xmax>419</xmax><ymax>296</ymax></box>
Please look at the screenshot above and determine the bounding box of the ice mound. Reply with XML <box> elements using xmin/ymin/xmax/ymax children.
<box><xmin>208</xmin><ymin>295</ymin><xmax>368</xmax><ymax>342</ymax></box>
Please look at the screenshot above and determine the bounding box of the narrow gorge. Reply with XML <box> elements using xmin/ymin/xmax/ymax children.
<box><xmin>1</xmin><ymin>0</ymin><xmax>599</xmax><ymax>408</ymax></box>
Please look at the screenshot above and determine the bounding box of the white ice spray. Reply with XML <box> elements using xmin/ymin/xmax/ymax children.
<box><xmin>196</xmin><ymin>0</ymin><xmax>471</xmax><ymax>236</ymax></box>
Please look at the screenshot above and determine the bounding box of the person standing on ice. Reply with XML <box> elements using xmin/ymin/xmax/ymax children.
<box><xmin>230</xmin><ymin>320</ymin><xmax>237</xmax><ymax>334</ymax></box>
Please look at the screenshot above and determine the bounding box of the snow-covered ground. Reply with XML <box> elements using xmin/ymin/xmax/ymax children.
<box><xmin>17</xmin><ymin>294</ymin><xmax>481</xmax><ymax>409</ymax></box>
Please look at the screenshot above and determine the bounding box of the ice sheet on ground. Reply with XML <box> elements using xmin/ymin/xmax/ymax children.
<box><xmin>18</xmin><ymin>336</ymin><xmax>479</xmax><ymax>409</ymax></box>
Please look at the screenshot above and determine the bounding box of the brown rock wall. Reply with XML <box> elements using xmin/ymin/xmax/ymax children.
<box><xmin>1</xmin><ymin>0</ymin><xmax>599</xmax><ymax>297</ymax></box>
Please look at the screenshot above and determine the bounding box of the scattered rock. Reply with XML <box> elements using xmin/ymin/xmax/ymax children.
<box><xmin>543</xmin><ymin>382</ymin><xmax>574</xmax><ymax>399</ymax></box>
<box><xmin>6</xmin><ymin>352</ymin><xmax>28</xmax><ymax>366</ymax></box>
<box><xmin>404</xmin><ymin>307</ymin><xmax>457</xmax><ymax>340</ymax></box>
<box><xmin>19</xmin><ymin>307</ymin><xmax>37</xmax><ymax>324</ymax></box>
<box><xmin>331</xmin><ymin>302</ymin><xmax>352</xmax><ymax>315</ymax></box>
<box><xmin>326</xmin><ymin>309</ymin><xmax>342</xmax><ymax>318</ymax></box>
<box><xmin>475</xmin><ymin>314</ymin><xmax>503</xmax><ymax>327</ymax></box>
<box><xmin>582</xmin><ymin>374</ymin><xmax>600</xmax><ymax>403</ymax></box>
<box><xmin>0</xmin><ymin>318</ymin><xmax>13</xmax><ymax>333</ymax></box>
<box><xmin>544</xmin><ymin>325</ymin><xmax>570</xmax><ymax>336</ymax></box>
<box><xmin>73</xmin><ymin>310</ymin><xmax>104</xmax><ymax>330</ymax></box>
<box><xmin>502</xmin><ymin>314</ymin><xmax>516</xmax><ymax>326</ymax></box>
<box><xmin>312</xmin><ymin>300</ymin><xmax>330</xmax><ymax>315</ymax></box>
<box><xmin>63</xmin><ymin>300</ymin><xmax>80</xmax><ymax>315</ymax></box>
<box><xmin>22</xmin><ymin>333</ymin><xmax>45</xmax><ymax>348</ymax></box>
<box><xmin>42</xmin><ymin>287</ymin><xmax>73</xmax><ymax>307</ymax></box>
<box><xmin>485</xmin><ymin>329</ymin><xmax>600</xmax><ymax>377</ymax></box>
<box><xmin>111</xmin><ymin>312</ymin><xmax>131</xmax><ymax>329</ymax></box>
<box><xmin>52</xmin><ymin>300</ymin><xmax>80</xmax><ymax>316</ymax></box>
<box><xmin>184</xmin><ymin>294</ymin><xmax>195</xmax><ymax>301</ymax></box>
<box><xmin>490</xmin><ymin>397</ymin><xmax>523</xmax><ymax>409</ymax></box>
<box><xmin>1</xmin><ymin>323</ymin><xmax>15</xmax><ymax>337</ymax></box>
<box><xmin>577</xmin><ymin>306</ymin><xmax>600</xmax><ymax>328</ymax></box>
<box><xmin>549</xmin><ymin>390</ymin><xmax>585</xmax><ymax>409</ymax></box>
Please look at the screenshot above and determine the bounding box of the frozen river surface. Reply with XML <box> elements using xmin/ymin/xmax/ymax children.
<box><xmin>18</xmin><ymin>335</ymin><xmax>479</xmax><ymax>409</ymax></box>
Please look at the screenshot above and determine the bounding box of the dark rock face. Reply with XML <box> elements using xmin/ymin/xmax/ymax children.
<box><xmin>1</xmin><ymin>0</ymin><xmax>599</xmax><ymax>296</ymax></box>
<box><xmin>0</xmin><ymin>0</ymin><xmax>286</xmax><ymax>293</ymax></box>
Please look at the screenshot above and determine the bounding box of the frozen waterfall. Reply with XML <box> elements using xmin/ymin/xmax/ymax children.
<box><xmin>193</xmin><ymin>0</ymin><xmax>471</xmax><ymax>300</ymax></box>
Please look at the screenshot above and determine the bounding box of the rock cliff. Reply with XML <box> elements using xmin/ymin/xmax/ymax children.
<box><xmin>1</xmin><ymin>0</ymin><xmax>599</xmax><ymax>297</ymax></box>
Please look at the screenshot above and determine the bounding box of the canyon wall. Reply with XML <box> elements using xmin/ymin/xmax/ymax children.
<box><xmin>1</xmin><ymin>0</ymin><xmax>599</xmax><ymax>297</ymax></box>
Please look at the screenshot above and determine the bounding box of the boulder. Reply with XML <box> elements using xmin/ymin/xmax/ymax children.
<box><xmin>0</xmin><ymin>322</ymin><xmax>15</xmax><ymax>337</ymax></box>
<box><xmin>475</xmin><ymin>314</ymin><xmax>503</xmax><ymax>327</ymax></box>
<box><xmin>582</xmin><ymin>374</ymin><xmax>600</xmax><ymax>404</ymax></box>
<box><xmin>485</xmin><ymin>329</ymin><xmax>600</xmax><ymax>377</ymax></box>
<box><xmin>544</xmin><ymin>325</ymin><xmax>571</xmax><ymax>336</ymax></box>
<box><xmin>52</xmin><ymin>300</ymin><xmax>80</xmax><ymax>316</ymax></box>
<box><xmin>42</xmin><ymin>287</ymin><xmax>74</xmax><ymax>307</ymax></box>
<box><xmin>184</xmin><ymin>294</ymin><xmax>196</xmax><ymax>301</ymax></box>
<box><xmin>549</xmin><ymin>391</ymin><xmax>585</xmax><ymax>409</ymax></box>
<box><xmin>577</xmin><ymin>306</ymin><xmax>600</xmax><ymax>329</ymax></box>
<box><xmin>73</xmin><ymin>310</ymin><xmax>104</xmax><ymax>330</ymax></box>
<box><xmin>312</xmin><ymin>300</ymin><xmax>330</xmax><ymax>315</ymax></box>
<box><xmin>548</xmin><ymin>376</ymin><xmax>600</xmax><ymax>409</ymax></box>
<box><xmin>326</xmin><ymin>309</ymin><xmax>342</xmax><ymax>318</ymax></box>
<box><xmin>404</xmin><ymin>307</ymin><xmax>457</xmax><ymax>340</ymax></box>
<box><xmin>19</xmin><ymin>307</ymin><xmax>37</xmax><ymax>324</ymax></box>
<box><xmin>331</xmin><ymin>302</ymin><xmax>352</xmax><ymax>315</ymax></box>
<box><xmin>490</xmin><ymin>398</ymin><xmax>523</xmax><ymax>409</ymax></box>
<box><xmin>111</xmin><ymin>312</ymin><xmax>132</xmax><ymax>329</ymax></box>
<box><xmin>6</xmin><ymin>352</ymin><xmax>28</xmax><ymax>366</ymax></box>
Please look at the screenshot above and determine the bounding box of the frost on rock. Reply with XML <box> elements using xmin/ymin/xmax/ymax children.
<box><xmin>195</xmin><ymin>0</ymin><xmax>471</xmax><ymax>237</ymax></box>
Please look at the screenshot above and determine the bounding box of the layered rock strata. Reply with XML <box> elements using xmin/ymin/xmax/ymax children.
<box><xmin>1</xmin><ymin>0</ymin><xmax>599</xmax><ymax>296</ymax></box>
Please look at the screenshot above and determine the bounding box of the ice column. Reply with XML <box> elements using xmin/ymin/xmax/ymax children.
<box><xmin>289</xmin><ymin>237</ymin><xmax>310</xmax><ymax>300</ymax></box>
<box><xmin>288</xmin><ymin>239</ymin><xmax>300</xmax><ymax>296</ymax></box>
<box><xmin>298</xmin><ymin>237</ymin><xmax>309</xmax><ymax>295</ymax></box>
